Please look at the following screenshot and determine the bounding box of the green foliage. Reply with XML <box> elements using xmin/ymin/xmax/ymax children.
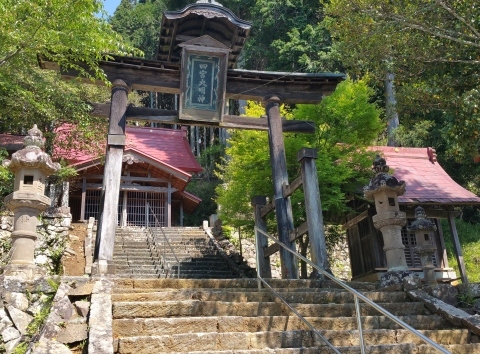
<box><xmin>441</xmin><ymin>218</ymin><xmax>480</xmax><ymax>283</ymax></box>
<box><xmin>110</xmin><ymin>0</ymin><xmax>167</xmax><ymax>59</ymax></box>
<box><xmin>184</xmin><ymin>179</ymin><xmax>220</xmax><ymax>227</ymax></box>
<box><xmin>1</xmin><ymin>0</ymin><xmax>138</xmax><ymax>78</ymax></box>
<box><xmin>216</xmin><ymin>78</ymin><xmax>382</xmax><ymax>230</ymax></box>
<box><xmin>0</xmin><ymin>148</ymin><xmax>14</xmax><ymax>200</ymax></box>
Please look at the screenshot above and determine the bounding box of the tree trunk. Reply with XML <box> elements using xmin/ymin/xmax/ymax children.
<box><xmin>385</xmin><ymin>71</ymin><xmax>399</xmax><ymax>147</ymax></box>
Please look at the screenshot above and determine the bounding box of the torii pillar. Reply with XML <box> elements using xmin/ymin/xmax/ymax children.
<box><xmin>94</xmin><ymin>79</ymin><xmax>131</xmax><ymax>274</ymax></box>
<box><xmin>264</xmin><ymin>95</ymin><xmax>298</xmax><ymax>279</ymax></box>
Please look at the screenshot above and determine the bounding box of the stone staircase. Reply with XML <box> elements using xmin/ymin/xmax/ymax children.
<box><xmin>111</xmin><ymin>278</ymin><xmax>480</xmax><ymax>353</ymax></box>
<box><xmin>112</xmin><ymin>227</ymin><xmax>238</xmax><ymax>279</ymax></box>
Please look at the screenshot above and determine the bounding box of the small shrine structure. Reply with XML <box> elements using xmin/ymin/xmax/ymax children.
<box><xmin>55</xmin><ymin>126</ymin><xmax>202</xmax><ymax>227</ymax></box>
<box><xmin>344</xmin><ymin>146</ymin><xmax>480</xmax><ymax>284</ymax></box>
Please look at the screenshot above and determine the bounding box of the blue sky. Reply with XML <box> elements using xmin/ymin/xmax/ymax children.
<box><xmin>102</xmin><ymin>0</ymin><xmax>121</xmax><ymax>16</ymax></box>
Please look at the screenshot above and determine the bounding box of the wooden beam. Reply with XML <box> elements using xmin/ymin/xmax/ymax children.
<box><xmin>90</xmin><ymin>103</ymin><xmax>315</xmax><ymax>133</ymax></box>
<box><xmin>260</xmin><ymin>200</ymin><xmax>275</xmax><ymax>218</ymax></box>
<box><xmin>81</xmin><ymin>174</ymin><xmax>169</xmax><ymax>183</ymax></box>
<box><xmin>282</xmin><ymin>176</ymin><xmax>303</xmax><ymax>199</ymax></box>
<box><xmin>40</xmin><ymin>57</ymin><xmax>344</xmax><ymax>104</ymax></box>
<box><xmin>289</xmin><ymin>221</ymin><xmax>309</xmax><ymax>242</ymax></box>
<box><xmin>402</xmin><ymin>208</ymin><xmax>461</xmax><ymax>219</ymax></box>
<box><xmin>81</xmin><ymin>183</ymin><xmax>172</xmax><ymax>193</ymax></box>
<box><xmin>264</xmin><ymin>243</ymin><xmax>280</xmax><ymax>258</ymax></box>
<box><xmin>342</xmin><ymin>210</ymin><xmax>369</xmax><ymax>230</ymax></box>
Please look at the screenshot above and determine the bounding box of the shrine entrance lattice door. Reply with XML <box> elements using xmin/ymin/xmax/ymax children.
<box><xmin>83</xmin><ymin>190</ymin><xmax>166</xmax><ymax>227</ymax></box>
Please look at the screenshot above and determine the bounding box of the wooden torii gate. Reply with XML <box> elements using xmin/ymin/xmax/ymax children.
<box><xmin>39</xmin><ymin>2</ymin><xmax>344</xmax><ymax>277</ymax></box>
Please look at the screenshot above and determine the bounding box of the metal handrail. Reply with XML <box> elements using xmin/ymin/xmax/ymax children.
<box><xmin>146</xmin><ymin>204</ymin><xmax>180</xmax><ymax>279</ymax></box>
<box><xmin>255</xmin><ymin>227</ymin><xmax>451</xmax><ymax>354</ymax></box>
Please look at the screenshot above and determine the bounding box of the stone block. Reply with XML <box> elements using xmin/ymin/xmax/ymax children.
<box><xmin>31</xmin><ymin>339</ymin><xmax>72</xmax><ymax>354</ymax></box>
<box><xmin>457</xmin><ymin>283</ymin><xmax>480</xmax><ymax>298</ymax></box>
<box><xmin>5</xmin><ymin>336</ymin><xmax>21</xmax><ymax>354</ymax></box>
<box><xmin>57</xmin><ymin>323</ymin><xmax>88</xmax><ymax>344</ymax></box>
<box><xmin>4</xmin><ymin>292</ymin><xmax>29</xmax><ymax>311</ymax></box>
<box><xmin>73</xmin><ymin>301</ymin><xmax>90</xmax><ymax>317</ymax></box>
<box><xmin>6</xmin><ymin>305</ymin><xmax>33</xmax><ymax>334</ymax></box>
<box><xmin>427</xmin><ymin>284</ymin><xmax>459</xmax><ymax>306</ymax></box>
<box><xmin>68</xmin><ymin>282</ymin><xmax>94</xmax><ymax>297</ymax></box>
<box><xmin>403</xmin><ymin>275</ymin><xmax>422</xmax><ymax>291</ymax></box>
<box><xmin>2</xmin><ymin>326</ymin><xmax>21</xmax><ymax>342</ymax></box>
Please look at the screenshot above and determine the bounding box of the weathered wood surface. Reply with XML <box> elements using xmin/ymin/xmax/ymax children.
<box><xmin>447</xmin><ymin>211</ymin><xmax>469</xmax><ymax>284</ymax></box>
<box><xmin>282</xmin><ymin>176</ymin><xmax>303</xmax><ymax>199</ymax></box>
<box><xmin>266</xmin><ymin>96</ymin><xmax>297</xmax><ymax>279</ymax></box>
<box><xmin>40</xmin><ymin>57</ymin><xmax>344</xmax><ymax>104</ymax></box>
<box><xmin>260</xmin><ymin>200</ymin><xmax>275</xmax><ymax>218</ymax></box>
<box><xmin>96</xmin><ymin>80</ymin><xmax>129</xmax><ymax>265</ymax></box>
<box><xmin>90</xmin><ymin>103</ymin><xmax>315</xmax><ymax>133</ymax></box>
<box><xmin>264</xmin><ymin>243</ymin><xmax>280</xmax><ymax>258</ymax></box>
<box><xmin>251</xmin><ymin>196</ymin><xmax>271</xmax><ymax>278</ymax></box>
<box><xmin>288</xmin><ymin>221</ymin><xmax>309</xmax><ymax>242</ymax></box>
<box><xmin>298</xmin><ymin>148</ymin><xmax>328</xmax><ymax>272</ymax></box>
<box><xmin>342</xmin><ymin>210</ymin><xmax>369</xmax><ymax>230</ymax></box>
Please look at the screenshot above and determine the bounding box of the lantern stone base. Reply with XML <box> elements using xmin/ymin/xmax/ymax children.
<box><xmin>2</xmin><ymin>264</ymin><xmax>45</xmax><ymax>280</ymax></box>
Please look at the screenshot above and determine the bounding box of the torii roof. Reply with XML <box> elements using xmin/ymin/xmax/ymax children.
<box><xmin>157</xmin><ymin>2</ymin><xmax>252</xmax><ymax>68</ymax></box>
<box><xmin>374</xmin><ymin>146</ymin><xmax>480</xmax><ymax>205</ymax></box>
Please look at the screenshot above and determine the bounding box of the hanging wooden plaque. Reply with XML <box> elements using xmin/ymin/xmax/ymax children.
<box><xmin>179</xmin><ymin>35</ymin><xmax>231</xmax><ymax>122</ymax></box>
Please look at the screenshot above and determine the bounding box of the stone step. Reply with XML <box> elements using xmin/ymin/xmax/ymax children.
<box><xmin>113</xmin><ymin>278</ymin><xmax>376</xmax><ymax>291</ymax></box>
<box><xmin>113</xmin><ymin>329</ymin><xmax>469</xmax><ymax>353</ymax></box>
<box><xmin>110</xmin><ymin>290</ymin><xmax>408</xmax><ymax>304</ymax></box>
<box><xmin>113</xmin><ymin>259</ymin><xmax>159</xmax><ymax>266</ymax></box>
<box><xmin>114</xmin><ymin>343</ymin><xmax>480</xmax><ymax>354</ymax></box>
<box><xmin>113</xmin><ymin>314</ymin><xmax>451</xmax><ymax>337</ymax></box>
<box><xmin>112</xmin><ymin>300</ymin><xmax>425</xmax><ymax>319</ymax></box>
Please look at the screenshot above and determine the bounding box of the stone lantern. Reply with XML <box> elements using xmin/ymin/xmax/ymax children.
<box><xmin>408</xmin><ymin>206</ymin><xmax>438</xmax><ymax>285</ymax></box>
<box><xmin>3</xmin><ymin>125</ymin><xmax>60</xmax><ymax>279</ymax></box>
<box><xmin>364</xmin><ymin>155</ymin><xmax>409</xmax><ymax>285</ymax></box>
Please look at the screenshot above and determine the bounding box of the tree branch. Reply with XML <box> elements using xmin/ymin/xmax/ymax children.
<box><xmin>436</xmin><ymin>0</ymin><xmax>480</xmax><ymax>39</ymax></box>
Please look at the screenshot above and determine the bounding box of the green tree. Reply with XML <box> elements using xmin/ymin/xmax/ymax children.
<box><xmin>324</xmin><ymin>0</ymin><xmax>480</xmax><ymax>155</ymax></box>
<box><xmin>110</xmin><ymin>0</ymin><xmax>167</xmax><ymax>59</ymax></box>
<box><xmin>0</xmin><ymin>0</ymin><xmax>138</xmax><ymax>149</ymax></box>
<box><xmin>216</xmin><ymin>78</ymin><xmax>382</xmax><ymax>230</ymax></box>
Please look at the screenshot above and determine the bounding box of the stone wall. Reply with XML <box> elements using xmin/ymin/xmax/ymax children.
<box><xmin>0</xmin><ymin>207</ymin><xmax>72</xmax><ymax>274</ymax></box>
<box><xmin>0</xmin><ymin>276</ymin><xmax>94</xmax><ymax>354</ymax></box>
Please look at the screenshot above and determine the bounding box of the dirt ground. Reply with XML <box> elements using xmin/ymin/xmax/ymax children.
<box><xmin>61</xmin><ymin>223</ymin><xmax>87</xmax><ymax>276</ymax></box>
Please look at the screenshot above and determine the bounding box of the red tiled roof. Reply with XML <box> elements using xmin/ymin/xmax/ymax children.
<box><xmin>0</xmin><ymin>134</ymin><xmax>25</xmax><ymax>151</ymax></box>
<box><xmin>56</xmin><ymin>126</ymin><xmax>202</xmax><ymax>173</ymax></box>
<box><xmin>373</xmin><ymin>146</ymin><xmax>480</xmax><ymax>205</ymax></box>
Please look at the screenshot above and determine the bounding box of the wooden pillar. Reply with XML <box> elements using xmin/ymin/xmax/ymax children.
<box><xmin>447</xmin><ymin>211</ymin><xmax>469</xmax><ymax>284</ymax></box>
<box><xmin>251</xmin><ymin>196</ymin><xmax>272</xmax><ymax>278</ymax></box>
<box><xmin>95</xmin><ymin>79</ymin><xmax>130</xmax><ymax>274</ymax></box>
<box><xmin>167</xmin><ymin>182</ymin><xmax>172</xmax><ymax>227</ymax></box>
<box><xmin>264</xmin><ymin>95</ymin><xmax>298</xmax><ymax>279</ymax></box>
<box><xmin>298</xmin><ymin>148</ymin><xmax>329</xmax><ymax>274</ymax></box>
<box><xmin>80</xmin><ymin>177</ymin><xmax>86</xmax><ymax>221</ymax></box>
